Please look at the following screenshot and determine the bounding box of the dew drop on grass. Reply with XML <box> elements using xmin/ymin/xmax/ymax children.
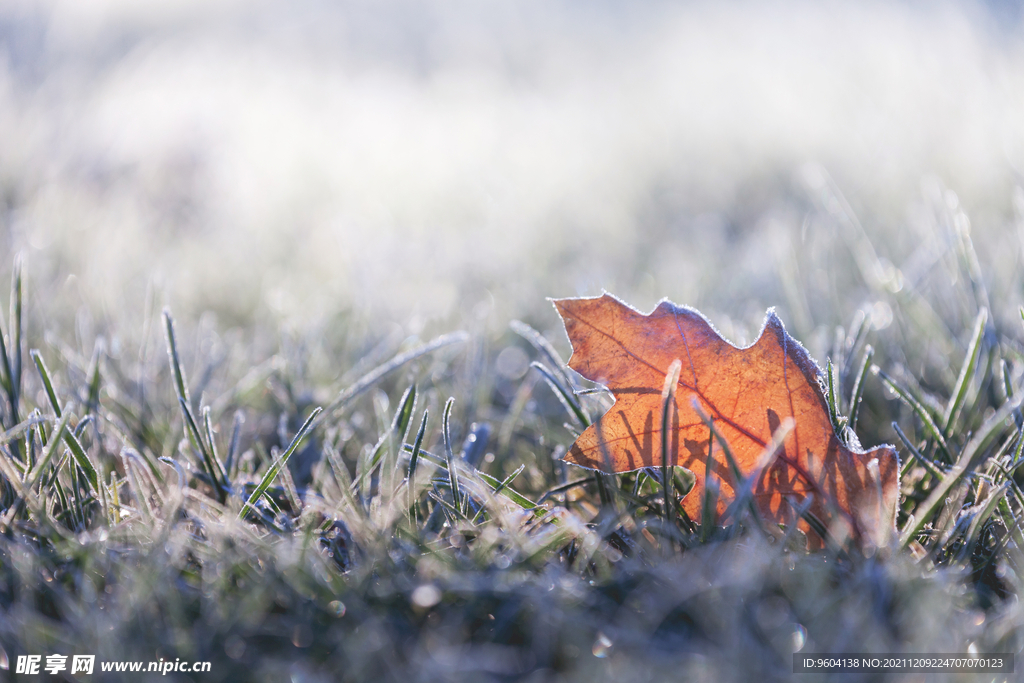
<box><xmin>328</xmin><ymin>600</ymin><xmax>347</xmax><ymax>617</ymax></box>
<box><xmin>592</xmin><ymin>632</ymin><xmax>613</xmax><ymax>658</ymax></box>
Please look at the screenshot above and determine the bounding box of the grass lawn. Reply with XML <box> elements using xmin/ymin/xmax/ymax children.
<box><xmin>3</xmin><ymin>3</ymin><xmax>1024</xmax><ymax>681</ymax></box>
<box><xmin>2</xmin><ymin>189</ymin><xmax>1024</xmax><ymax>681</ymax></box>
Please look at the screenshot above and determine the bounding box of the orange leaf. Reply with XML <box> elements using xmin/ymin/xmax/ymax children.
<box><xmin>553</xmin><ymin>294</ymin><xmax>900</xmax><ymax>548</ymax></box>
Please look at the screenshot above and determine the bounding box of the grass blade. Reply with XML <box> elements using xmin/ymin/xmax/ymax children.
<box><xmin>323</xmin><ymin>441</ymin><xmax>361</xmax><ymax>522</ymax></box>
<box><xmin>0</xmin><ymin>309</ymin><xmax>14</xmax><ymax>427</ymax></box>
<box><xmin>825</xmin><ymin>358</ymin><xmax>845</xmax><ymax>432</ymax></box>
<box><xmin>407</xmin><ymin>408</ymin><xmax>429</xmax><ymax>518</ymax></box>
<box><xmin>225</xmin><ymin>410</ymin><xmax>244</xmax><ymax>480</ymax></box>
<box><xmin>359</xmin><ymin>385</ymin><xmax>417</xmax><ymax>494</ymax></box>
<box><xmin>202</xmin><ymin>406</ymin><xmax>229</xmax><ymax>487</ymax></box>
<box><xmin>722</xmin><ymin>419</ymin><xmax>793</xmax><ymax>532</ymax></box>
<box><xmin>394</xmin><ymin>385</ymin><xmax>417</xmax><ymax>444</ymax></box>
<box><xmin>510</xmin><ymin>319</ymin><xmax>575</xmax><ymax>391</ymax></box>
<box><xmin>848</xmin><ymin>345</ymin><xmax>874</xmax><ymax>432</ymax></box>
<box><xmin>875</xmin><ymin>368</ymin><xmax>953</xmax><ymax>462</ymax></box>
<box><xmin>239</xmin><ymin>406</ymin><xmax>321</xmax><ymax>520</ymax></box>
<box><xmin>442</xmin><ymin>398</ymin><xmax>462</xmax><ymax>514</ymax></box>
<box><xmin>901</xmin><ymin>397</ymin><xmax>1021</xmax><ymax>547</ymax></box>
<box><xmin>63</xmin><ymin>429</ymin><xmax>99</xmax><ymax>492</ymax></box>
<box><xmin>941</xmin><ymin>307</ymin><xmax>987</xmax><ymax>435</ymax></box>
<box><xmin>661</xmin><ymin>359</ymin><xmax>682</xmax><ymax>541</ymax></box>
<box><xmin>180</xmin><ymin>398</ymin><xmax>227</xmax><ymax>503</ymax></box>
<box><xmin>891</xmin><ymin>421</ymin><xmax>945</xmax><ymax>479</ymax></box>
<box><xmin>404</xmin><ymin>445</ymin><xmax>542</xmax><ymax>514</ymax></box>
<box><xmin>701</xmin><ymin>423</ymin><xmax>718</xmax><ymax>543</ymax></box>
<box><xmin>163</xmin><ymin>309</ymin><xmax>193</xmax><ymax>411</ymax></box>
<box><xmin>25</xmin><ymin>405</ymin><xmax>73</xmax><ymax>490</ymax></box>
<box><xmin>965</xmin><ymin>482</ymin><xmax>1008</xmax><ymax>549</ymax></box>
<box><xmin>0</xmin><ymin>413</ymin><xmax>48</xmax><ymax>447</ymax></box>
<box><xmin>29</xmin><ymin>353</ymin><xmax>100</xmax><ymax>491</ymax></box>
<box><xmin>30</xmin><ymin>350</ymin><xmax>61</xmax><ymax>418</ymax></box>
<box><xmin>85</xmin><ymin>340</ymin><xmax>103</xmax><ymax>414</ymax></box>
<box><xmin>538</xmin><ymin>476</ymin><xmax>595</xmax><ymax>504</ymax></box>
<box><xmin>165</xmin><ymin>309</ymin><xmax>226</xmax><ymax>498</ymax></box>
<box><xmin>531</xmin><ymin>361</ymin><xmax>590</xmax><ymax>427</ymax></box>
<box><xmin>472</xmin><ymin>464</ymin><xmax>526</xmax><ymax>523</ymax></box>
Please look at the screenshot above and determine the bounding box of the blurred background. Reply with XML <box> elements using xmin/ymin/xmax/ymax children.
<box><xmin>1</xmin><ymin>0</ymin><xmax>1023</xmax><ymax>360</ymax></box>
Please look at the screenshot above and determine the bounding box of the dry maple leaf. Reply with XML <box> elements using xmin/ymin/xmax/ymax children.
<box><xmin>553</xmin><ymin>293</ymin><xmax>900</xmax><ymax>548</ymax></box>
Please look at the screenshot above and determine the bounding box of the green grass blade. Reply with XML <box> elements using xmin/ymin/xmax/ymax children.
<box><xmin>202</xmin><ymin>406</ymin><xmax>229</xmax><ymax>484</ymax></box>
<box><xmin>472</xmin><ymin>464</ymin><xmax>526</xmax><ymax>523</ymax></box>
<box><xmin>700</xmin><ymin>423</ymin><xmax>718</xmax><ymax>543</ymax></box>
<box><xmin>941</xmin><ymin>307</ymin><xmax>987</xmax><ymax>435</ymax></box>
<box><xmin>442</xmin><ymin>398</ymin><xmax>462</xmax><ymax>514</ymax></box>
<box><xmin>700</xmin><ymin>477</ymin><xmax>719</xmax><ymax>544</ymax></box>
<box><xmin>1011</xmin><ymin>429</ymin><xmax>1024</xmax><ymax>470</ymax></box>
<box><xmin>85</xmin><ymin>341</ymin><xmax>103</xmax><ymax>414</ymax></box>
<box><xmin>30</xmin><ymin>350</ymin><xmax>62</xmax><ymax>418</ymax></box>
<box><xmin>428</xmin><ymin>489</ymin><xmax>465</xmax><ymax>523</ymax></box>
<box><xmin>891</xmin><ymin>421</ymin><xmax>945</xmax><ymax>479</ymax></box>
<box><xmin>163</xmin><ymin>309</ymin><xmax>193</xmax><ymax>410</ymax></box>
<box><xmin>825</xmin><ymin>358</ymin><xmax>842</xmax><ymax>430</ymax></box>
<box><xmin>965</xmin><ymin>482</ymin><xmax>1008</xmax><ymax>549</ymax></box>
<box><xmin>0</xmin><ymin>413</ymin><xmax>48</xmax><ymax>448</ymax></box>
<box><xmin>1001</xmin><ymin>358</ymin><xmax>1023</xmax><ymax>432</ymax></box>
<box><xmin>165</xmin><ymin>310</ymin><xmax>224</xmax><ymax>496</ymax></box>
<box><xmin>722</xmin><ymin>420</ymin><xmax>792</xmax><ymax>534</ymax></box>
<box><xmin>63</xmin><ymin>428</ymin><xmax>99</xmax><ymax>492</ymax></box>
<box><xmin>591</xmin><ymin>416</ymin><xmax>617</xmax><ymax>508</ymax></box>
<box><xmin>661</xmin><ymin>359</ymin><xmax>681</xmax><ymax>542</ymax></box>
<box><xmin>180</xmin><ymin>398</ymin><xmax>227</xmax><ymax>503</ymax></box>
<box><xmin>323</xmin><ymin>441</ymin><xmax>361</xmax><ymax>522</ymax></box>
<box><xmin>25</xmin><ymin>405</ymin><xmax>73</xmax><ymax>490</ymax></box>
<box><xmin>797</xmin><ymin>503</ymin><xmax>835</xmax><ymax>551</ymax></box>
<box><xmin>0</xmin><ymin>307</ymin><xmax>13</xmax><ymax>425</ymax></box>
<box><xmin>876</xmin><ymin>368</ymin><xmax>953</xmax><ymax>462</ymax></box>
<box><xmin>510</xmin><ymin>319</ymin><xmax>575</xmax><ymax>390</ymax></box>
<box><xmin>394</xmin><ymin>385</ymin><xmax>417</xmax><ymax>444</ymax></box>
<box><xmin>405</xmin><ymin>445</ymin><xmax>541</xmax><ymax>514</ymax></box>
<box><xmin>239</xmin><ymin>406</ymin><xmax>321</xmax><ymax>520</ymax></box>
<box><xmin>848</xmin><ymin>345</ymin><xmax>874</xmax><ymax>432</ymax></box>
<box><xmin>270</xmin><ymin>442</ymin><xmax>302</xmax><ymax>513</ymax></box>
<box><xmin>1001</xmin><ymin>358</ymin><xmax>1014</xmax><ymax>401</ymax></box>
<box><xmin>531</xmin><ymin>361</ymin><xmax>590</xmax><ymax>427</ymax></box>
<box><xmin>30</xmin><ymin>348</ymin><xmax>99</xmax><ymax>489</ymax></box>
<box><xmin>407</xmin><ymin>408</ymin><xmax>429</xmax><ymax>517</ymax></box>
<box><xmin>360</xmin><ymin>385</ymin><xmax>417</xmax><ymax>493</ymax></box>
<box><xmin>73</xmin><ymin>414</ymin><xmax>93</xmax><ymax>438</ymax></box>
<box><xmin>472</xmin><ymin>470</ymin><xmax>539</xmax><ymax>511</ymax></box>
<box><xmin>538</xmin><ymin>476</ymin><xmax>595</xmax><ymax>504</ymax></box>
<box><xmin>901</xmin><ymin>397</ymin><xmax>1021</xmax><ymax>547</ymax></box>
<box><xmin>692</xmin><ymin>402</ymin><xmax>744</xmax><ymax>485</ymax></box>
<box><xmin>489</xmin><ymin>464</ymin><xmax>526</xmax><ymax>499</ymax></box>
<box><xmin>225</xmin><ymin>410</ymin><xmax>244</xmax><ymax>480</ymax></box>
